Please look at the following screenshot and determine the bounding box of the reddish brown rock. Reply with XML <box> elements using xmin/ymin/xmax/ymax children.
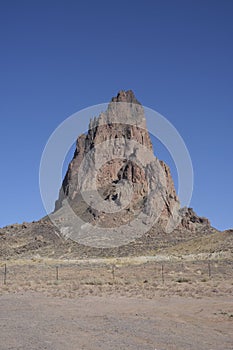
<box><xmin>54</xmin><ymin>90</ymin><xmax>210</xmax><ymax>244</ymax></box>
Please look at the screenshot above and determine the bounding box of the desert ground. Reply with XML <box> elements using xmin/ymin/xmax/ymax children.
<box><xmin>0</xmin><ymin>256</ymin><xmax>233</xmax><ymax>350</ymax></box>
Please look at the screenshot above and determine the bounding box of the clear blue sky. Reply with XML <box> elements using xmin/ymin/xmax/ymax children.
<box><xmin>0</xmin><ymin>0</ymin><xmax>232</xmax><ymax>231</ymax></box>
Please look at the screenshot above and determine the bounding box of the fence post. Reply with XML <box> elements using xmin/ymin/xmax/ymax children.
<box><xmin>208</xmin><ymin>261</ymin><xmax>211</xmax><ymax>278</ymax></box>
<box><xmin>161</xmin><ymin>264</ymin><xmax>164</xmax><ymax>284</ymax></box>
<box><xmin>4</xmin><ymin>263</ymin><xmax>7</xmax><ymax>285</ymax></box>
<box><xmin>112</xmin><ymin>264</ymin><xmax>115</xmax><ymax>284</ymax></box>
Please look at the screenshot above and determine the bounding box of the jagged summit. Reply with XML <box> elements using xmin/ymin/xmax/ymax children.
<box><xmin>111</xmin><ymin>90</ymin><xmax>141</xmax><ymax>104</ymax></box>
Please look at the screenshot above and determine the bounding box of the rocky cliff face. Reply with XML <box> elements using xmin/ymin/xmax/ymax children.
<box><xmin>53</xmin><ymin>90</ymin><xmax>210</xmax><ymax>247</ymax></box>
<box><xmin>55</xmin><ymin>90</ymin><xmax>152</xmax><ymax>210</ymax></box>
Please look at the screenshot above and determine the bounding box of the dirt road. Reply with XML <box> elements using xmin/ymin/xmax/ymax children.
<box><xmin>0</xmin><ymin>292</ymin><xmax>232</xmax><ymax>350</ymax></box>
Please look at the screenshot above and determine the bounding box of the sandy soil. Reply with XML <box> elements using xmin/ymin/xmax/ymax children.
<box><xmin>0</xmin><ymin>292</ymin><xmax>233</xmax><ymax>350</ymax></box>
<box><xmin>0</xmin><ymin>258</ymin><xmax>232</xmax><ymax>349</ymax></box>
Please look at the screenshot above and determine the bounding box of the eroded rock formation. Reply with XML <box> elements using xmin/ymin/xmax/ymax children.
<box><xmin>53</xmin><ymin>90</ymin><xmax>210</xmax><ymax>247</ymax></box>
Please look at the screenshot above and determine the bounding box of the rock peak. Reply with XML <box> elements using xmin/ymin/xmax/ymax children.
<box><xmin>111</xmin><ymin>90</ymin><xmax>141</xmax><ymax>105</ymax></box>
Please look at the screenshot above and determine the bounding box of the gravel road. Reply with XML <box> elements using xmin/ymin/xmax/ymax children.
<box><xmin>0</xmin><ymin>292</ymin><xmax>232</xmax><ymax>350</ymax></box>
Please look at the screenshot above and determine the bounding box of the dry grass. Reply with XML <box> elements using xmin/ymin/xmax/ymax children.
<box><xmin>1</xmin><ymin>257</ymin><xmax>232</xmax><ymax>299</ymax></box>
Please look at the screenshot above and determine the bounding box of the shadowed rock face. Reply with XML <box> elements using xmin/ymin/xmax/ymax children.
<box><xmin>54</xmin><ymin>90</ymin><xmax>210</xmax><ymax>246</ymax></box>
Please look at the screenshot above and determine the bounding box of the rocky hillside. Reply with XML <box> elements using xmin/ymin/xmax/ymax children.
<box><xmin>1</xmin><ymin>218</ymin><xmax>229</xmax><ymax>260</ymax></box>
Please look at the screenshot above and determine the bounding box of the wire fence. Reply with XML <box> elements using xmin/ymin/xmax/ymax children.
<box><xmin>1</xmin><ymin>259</ymin><xmax>232</xmax><ymax>287</ymax></box>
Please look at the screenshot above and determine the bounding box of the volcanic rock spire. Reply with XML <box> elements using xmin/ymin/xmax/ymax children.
<box><xmin>52</xmin><ymin>90</ymin><xmax>208</xmax><ymax>247</ymax></box>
